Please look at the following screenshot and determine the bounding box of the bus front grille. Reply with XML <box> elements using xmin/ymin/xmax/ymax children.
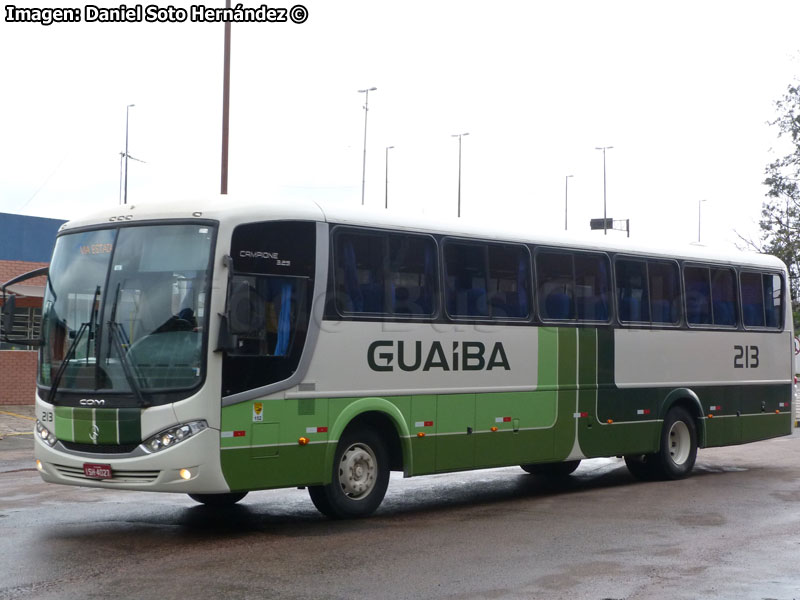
<box><xmin>52</xmin><ymin>464</ymin><xmax>160</xmax><ymax>484</ymax></box>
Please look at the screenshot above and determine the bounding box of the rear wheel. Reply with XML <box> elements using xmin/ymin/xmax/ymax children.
<box><xmin>308</xmin><ymin>428</ymin><xmax>390</xmax><ymax>519</ymax></box>
<box><xmin>188</xmin><ymin>491</ymin><xmax>248</xmax><ymax>506</ymax></box>
<box><xmin>655</xmin><ymin>407</ymin><xmax>697</xmax><ymax>479</ymax></box>
<box><xmin>625</xmin><ymin>406</ymin><xmax>697</xmax><ymax>481</ymax></box>
<box><xmin>521</xmin><ymin>460</ymin><xmax>581</xmax><ymax>479</ymax></box>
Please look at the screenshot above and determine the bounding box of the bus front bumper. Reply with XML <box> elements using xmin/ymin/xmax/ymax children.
<box><xmin>34</xmin><ymin>427</ymin><xmax>231</xmax><ymax>494</ymax></box>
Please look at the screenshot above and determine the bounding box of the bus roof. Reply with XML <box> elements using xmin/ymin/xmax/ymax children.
<box><xmin>60</xmin><ymin>195</ymin><xmax>786</xmax><ymax>271</ymax></box>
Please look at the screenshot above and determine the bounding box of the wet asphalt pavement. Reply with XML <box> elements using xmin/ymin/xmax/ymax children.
<box><xmin>2</xmin><ymin>406</ymin><xmax>800</xmax><ymax>600</ymax></box>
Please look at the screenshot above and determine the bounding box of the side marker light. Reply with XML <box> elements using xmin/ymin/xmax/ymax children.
<box><xmin>36</xmin><ymin>459</ymin><xmax>44</xmax><ymax>472</ymax></box>
<box><xmin>708</xmin><ymin>414</ymin><xmax>714</xmax><ymax>419</ymax></box>
<box><xmin>490</xmin><ymin>426</ymin><xmax>498</xmax><ymax>432</ymax></box>
<box><xmin>417</xmin><ymin>432</ymin><xmax>425</xmax><ymax>438</ymax></box>
<box><xmin>607</xmin><ymin>419</ymin><xmax>613</xmax><ymax>424</ymax></box>
<box><xmin>298</xmin><ymin>437</ymin><xmax>309</xmax><ymax>446</ymax></box>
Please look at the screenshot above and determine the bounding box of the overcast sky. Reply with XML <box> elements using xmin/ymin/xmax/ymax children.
<box><xmin>1</xmin><ymin>0</ymin><xmax>799</xmax><ymax>250</ymax></box>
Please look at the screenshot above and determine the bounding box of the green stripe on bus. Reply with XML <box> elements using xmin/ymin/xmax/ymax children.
<box><xmin>117</xmin><ymin>408</ymin><xmax>142</xmax><ymax>444</ymax></box>
<box><xmin>54</xmin><ymin>406</ymin><xmax>74</xmax><ymax>441</ymax></box>
<box><xmin>94</xmin><ymin>408</ymin><xmax>119</xmax><ymax>444</ymax></box>
<box><xmin>72</xmin><ymin>407</ymin><xmax>94</xmax><ymax>444</ymax></box>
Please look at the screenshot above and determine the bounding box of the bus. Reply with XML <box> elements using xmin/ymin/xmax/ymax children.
<box><xmin>2</xmin><ymin>198</ymin><xmax>793</xmax><ymax>518</ymax></box>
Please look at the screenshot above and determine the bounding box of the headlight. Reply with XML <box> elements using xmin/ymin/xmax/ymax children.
<box><xmin>140</xmin><ymin>420</ymin><xmax>208</xmax><ymax>454</ymax></box>
<box><xmin>36</xmin><ymin>420</ymin><xmax>58</xmax><ymax>447</ymax></box>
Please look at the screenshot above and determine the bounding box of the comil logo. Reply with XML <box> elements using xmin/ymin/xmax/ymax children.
<box><xmin>368</xmin><ymin>340</ymin><xmax>510</xmax><ymax>373</ymax></box>
<box><xmin>79</xmin><ymin>398</ymin><xmax>106</xmax><ymax>406</ymax></box>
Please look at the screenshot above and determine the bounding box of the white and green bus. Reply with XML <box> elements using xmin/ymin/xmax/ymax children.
<box><xmin>2</xmin><ymin>198</ymin><xmax>793</xmax><ymax>518</ymax></box>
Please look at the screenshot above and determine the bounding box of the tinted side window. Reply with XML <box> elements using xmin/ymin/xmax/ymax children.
<box><xmin>764</xmin><ymin>274</ymin><xmax>783</xmax><ymax>328</ymax></box>
<box><xmin>487</xmin><ymin>245</ymin><xmax>531</xmax><ymax>319</ymax></box>
<box><xmin>445</xmin><ymin>242</ymin><xmax>530</xmax><ymax>319</ymax></box>
<box><xmin>575</xmin><ymin>254</ymin><xmax>611</xmax><ymax>321</ymax></box>
<box><xmin>648</xmin><ymin>261</ymin><xmax>681</xmax><ymax>324</ymax></box>
<box><xmin>537</xmin><ymin>251</ymin><xmax>574</xmax><ymax>320</ymax></box>
<box><xmin>334</xmin><ymin>230</ymin><xmax>436</xmax><ymax>316</ymax></box>
<box><xmin>684</xmin><ymin>266</ymin><xmax>712</xmax><ymax>325</ymax></box>
<box><xmin>444</xmin><ymin>243</ymin><xmax>489</xmax><ymax>317</ymax></box>
<box><xmin>537</xmin><ymin>251</ymin><xmax>610</xmax><ymax>322</ymax></box>
<box><xmin>741</xmin><ymin>271</ymin><xmax>783</xmax><ymax>329</ymax></box>
<box><xmin>616</xmin><ymin>259</ymin><xmax>649</xmax><ymax>322</ymax></box>
<box><xmin>710</xmin><ymin>268</ymin><xmax>737</xmax><ymax>326</ymax></box>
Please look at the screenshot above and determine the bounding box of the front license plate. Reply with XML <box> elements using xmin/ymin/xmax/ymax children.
<box><xmin>83</xmin><ymin>463</ymin><xmax>112</xmax><ymax>480</ymax></box>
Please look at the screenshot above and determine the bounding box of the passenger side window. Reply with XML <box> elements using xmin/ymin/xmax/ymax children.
<box><xmin>537</xmin><ymin>250</ymin><xmax>610</xmax><ymax>322</ymax></box>
<box><xmin>710</xmin><ymin>268</ymin><xmax>737</xmax><ymax>326</ymax></box>
<box><xmin>616</xmin><ymin>259</ymin><xmax>650</xmax><ymax>323</ymax></box>
<box><xmin>334</xmin><ymin>229</ymin><xmax>437</xmax><ymax>316</ymax></box>
<box><xmin>616</xmin><ymin>258</ymin><xmax>681</xmax><ymax>325</ymax></box>
<box><xmin>684</xmin><ymin>266</ymin><xmax>712</xmax><ymax>325</ymax></box>
<box><xmin>648</xmin><ymin>261</ymin><xmax>681</xmax><ymax>324</ymax></box>
<box><xmin>684</xmin><ymin>265</ymin><xmax>737</xmax><ymax>327</ymax></box>
<box><xmin>444</xmin><ymin>241</ymin><xmax>530</xmax><ymax>319</ymax></box>
<box><xmin>741</xmin><ymin>271</ymin><xmax>783</xmax><ymax>329</ymax></box>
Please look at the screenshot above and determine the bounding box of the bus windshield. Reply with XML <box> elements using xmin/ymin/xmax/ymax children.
<box><xmin>39</xmin><ymin>224</ymin><xmax>216</xmax><ymax>400</ymax></box>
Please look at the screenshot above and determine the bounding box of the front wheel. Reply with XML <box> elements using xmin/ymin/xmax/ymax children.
<box><xmin>308</xmin><ymin>428</ymin><xmax>390</xmax><ymax>519</ymax></box>
<box><xmin>188</xmin><ymin>491</ymin><xmax>248</xmax><ymax>506</ymax></box>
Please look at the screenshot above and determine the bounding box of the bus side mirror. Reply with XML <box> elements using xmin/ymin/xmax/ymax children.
<box><xmin>215</xmin><ymin>280</ymin><xmax>264</xmax><ymax>352</ymax></box>
<box><xmin>227</xmin><ymin>280</ymin><xmax>265</xmax><ymax>337</ymax></box>
<box><xmin>215</xmin><ymin>313</ymin><xmax>234</xmax><ymax>353</ymax></box>
<box><xmin>1</xmin><ymin>294</ymin><xmax>16</xmax><ymax>341</ymax></box>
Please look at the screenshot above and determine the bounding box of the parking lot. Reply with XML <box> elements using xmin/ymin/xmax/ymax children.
<box><xmin>2</xmin><ymin>404</ymin><xmax>800</xmax><ymax>599</ymax></box>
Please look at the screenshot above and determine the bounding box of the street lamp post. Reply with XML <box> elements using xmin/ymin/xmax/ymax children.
<box><xmin>123</xmin><ymin>103</ymin><xmax>135</xmax><ymax>205</ymax></box>
<box><xmin>220</xmin><ymin>0</ymin><xmax>232</xmax><ymax>195</ymax></box>
<box><xmin>358</xmin><ymin>87</ymin><xmax>377</xmax><ymax>205</ymax></box>
<box><xmin>452</xmin><ymin>132</ymin><xmax>469</xmax><ymax>217</ymax></box>
<box><xmin>565</xmin><ymin>174</ymin><xmax>574</xmax><ymax>230</ymax></box>
<box><xmin>595</xmin><ymin>146</ymin><xmax>613</xmax><ymax>235</ymax></box>
<box><xmin>385</xmin><ymin>145</ymin><xmax>394</xmax><ymax>209</ymax></box>
<box><xmin>698</xmin><ymin>199</ymin><xmax>707</xmax><ymax>243</ymax></box>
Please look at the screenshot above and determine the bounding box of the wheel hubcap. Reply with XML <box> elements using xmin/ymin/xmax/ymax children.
<box><xmin>338</xmin><ymin>443</ymin><xmax>377</xmax><ymax>500</ymax></box>
<box><xmin>668</xmin><ymin>421</ymin><xmax>691</xmax><ymax>465</ymax></box>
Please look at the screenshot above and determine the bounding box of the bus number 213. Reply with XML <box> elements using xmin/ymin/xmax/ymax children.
<box><xmin>734</xmin><ymin>345</ymin><xmax>759</xmax><ymax>369</ymax></box>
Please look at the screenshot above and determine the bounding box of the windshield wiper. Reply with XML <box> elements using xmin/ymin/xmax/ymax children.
<box><xmin>106</xmin><ymin>283</ymin><xmax>150</xmax><ymax>408</ymax></box>
<box><xmin>46</xmin><ymin>285</ymin><xmax>101</xmax><ymax>405</ymax></box>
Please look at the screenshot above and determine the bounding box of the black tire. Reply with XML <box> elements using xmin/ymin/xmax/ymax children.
<box><xmin>188</xmin><ymin>491</ymin><xmax>248</xmax><ymax>506</ymax></box>
<box><xmin>626</xmin><ymin>406</ymin><xmax>697</xmax><ymax>481</ymax></box>
<box><xmin>624</xmin><ymin>453</ymin><xmax>658</xmax><ymax>481</ymax></box>
<box><xmin>308</xmin><ymin>428</ymin><xmax>390</xmax><ymax>519</ymax></box>
<box><xmin>653</xmin><ymin>406</ymin><xmax>697</xmax><ymax>479</ymax></box>
<box><xmin>521</xmin><ymin>460</ymin><xmax>581</xmax><ymax>478</ymax></box>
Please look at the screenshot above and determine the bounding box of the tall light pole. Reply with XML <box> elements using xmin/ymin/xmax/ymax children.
<box><xmin>452</xmin><ymin>132</ymin><xmax>469</xmax><ymax>218</ymax></box>
<box><xmin>220</xmin><ymin>0</ymin><xmax>232</xmax><ymax>195</ymax></box>
<box><xmin>384</xmin><ymin>145</ymin><xmax>394</xmax><ymax>209</ymax></box>
<box><xmin>698</xmin><ymin>199</ymin><xmax>707</xmax><ymax>243</ymax></box>
<box><xmin>358</xmin><ymin>87</ymin><xmax>377</xmax><ymax>205</ymax></box>
<box><xmin>595</xmin><ymin>146</ymin><xmax>613</xmax><ymax>234</ymax></box>
<box><xmin>564</xmin><ymin>174</ymin><xmax>574</xmax><ymax>230</ymax></box>
<box><xmin>123</xmin><ymin>103</ymin><xmax>135</xmax><ymax>205</ymax></box>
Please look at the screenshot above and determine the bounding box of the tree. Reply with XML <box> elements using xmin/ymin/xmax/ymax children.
<box><xmin>760</xmin><ymin>81</ymin><xmax>800</xmax><ymax>325</ymax></box>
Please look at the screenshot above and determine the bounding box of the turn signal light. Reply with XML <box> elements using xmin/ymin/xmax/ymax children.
<box><xmin>417</xmin><ymin>432</ymin><xmax>425</xmax><ymax>438</ymax></box>
<box><xmin>708</xmin><ymin>414</ymin><xmax>714</xmax><ymax>419</ymax></box>
<box><xmin>607</xmin><ymin>419</ymin><xmax>613</xmax><ymax>424</ymax></box>
<box><xmin>490</xmin><ymin>426</ymin><xmax>498</xmax><ymax>432</ymax></box>
<box><xmin>298</xmin><ymin>437</ymin><xmax>309</xmax><ymax>445</ymax></box>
